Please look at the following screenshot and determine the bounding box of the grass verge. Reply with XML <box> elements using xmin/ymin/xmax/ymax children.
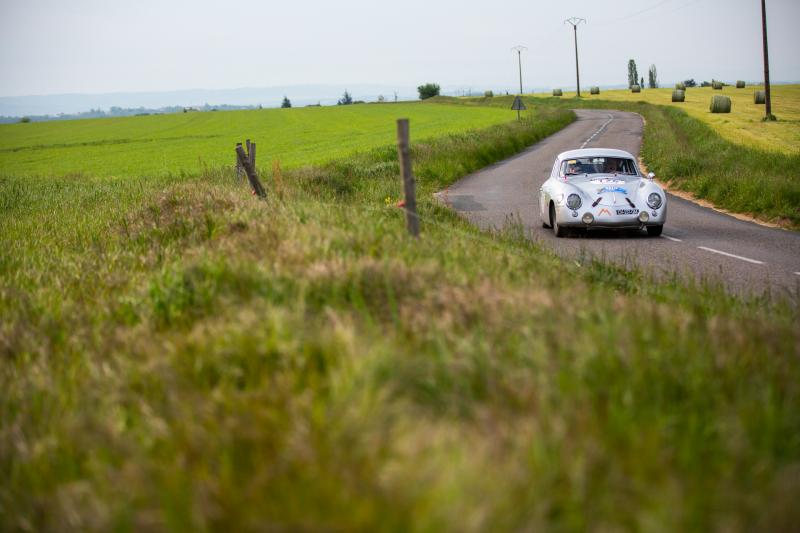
<box><xmin>2</xmin><ymin>105</ymin><xmax>799</xmax><ymax>531</ymax></box>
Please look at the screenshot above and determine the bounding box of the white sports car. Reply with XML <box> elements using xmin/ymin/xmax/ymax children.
<box><xmin>539</xmin><ymin>148</ymin><xmax>666</xmax><ymax>237</ymax></box>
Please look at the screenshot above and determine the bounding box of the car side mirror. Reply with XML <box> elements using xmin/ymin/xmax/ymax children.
<box><xmin>647</xmin><ymin>172</ymin><xmax>656</xmax><ymax>180</ymax></box>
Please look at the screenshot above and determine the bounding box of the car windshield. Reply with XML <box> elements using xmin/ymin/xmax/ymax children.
<box><xmin>561</xmin><ymin>156</ymin><xmax>637</xmax><ymax>177</ymax></box>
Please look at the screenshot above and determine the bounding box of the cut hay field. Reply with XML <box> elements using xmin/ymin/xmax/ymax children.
<box><xmin>540</xmin><ymin>84</ymin><xmax>800</xmax><ymax>154</ymax></box>
<box><xmin>0</xmin><ymin>102</ymin><xmax>517</xmax><ymax>178</ymax></box>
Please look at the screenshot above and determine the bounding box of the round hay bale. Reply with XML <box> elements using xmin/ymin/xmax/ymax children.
<box><xmin>736</xmin><ymin>80</ymin><xmax>746</xmax><ymax>88</ymax></box>
<box><xmin>710</xmin><ymin>95</ymin><xmax>731</xmax><ymax>113</ymax></box>
<box><xmin>590</xmin><ymin>86</ymin><xmax>600</xmax><ymax>95</ymax></box>
<box><xmin>672</xmin><ymin>90</ymin><xmax>685</xmax><ymax>102</ymax></box>
<box><xmin>631</xmin><ymin>84</ymin><xmax>641</xmax><ymax>93</ymax></box>
<box><xmin>712</xmin><ymin>81</ymin><xmax>723</xmax><ymax>90</ymax></box>
<box><xmin>552</xmin><ymin>89</ymin><xmax>563</xmax><ymax>97</ymax></box>
<box><xmin>754</xmin><ymin>90</ymin><xmax>766</xmax><ymax>104</ymax></box>
<box><xmin>675</xmin><ymin>82</ymin><xmax>686</xmax><ymax>91</ymax></box>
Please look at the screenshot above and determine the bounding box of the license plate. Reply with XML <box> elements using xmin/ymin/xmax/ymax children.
<box><xmin>616</xmin><ymin>209</ymin><xmax>639</xmax><ymax>215</ymax></box>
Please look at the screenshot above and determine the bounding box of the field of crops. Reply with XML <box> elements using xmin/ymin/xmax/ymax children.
<box><xmin>0</xmin><ymin>102</ymin><xmax>517</xmax><ymax>178</ymax></box>
<box><xmin>537</xmin><ymin>84</ymin><xmax>800</xmax><ymax>154</ymax></box>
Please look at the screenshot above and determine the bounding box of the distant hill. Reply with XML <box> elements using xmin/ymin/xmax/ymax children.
<box><xmin>0</xmin><ymin>85</ymin><xmax>419</xmax><ymax>117</ymax></box>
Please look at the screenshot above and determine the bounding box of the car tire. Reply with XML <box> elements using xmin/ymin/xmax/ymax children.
<box><xmin>646</xmin><ymin>225</ymin><xmax>663</xmax><ymax>237</ymax></box>
<box><xmin>550</xmin><ymin>203</ymin><xmax>567</xmax><ymax>238</ymax></box>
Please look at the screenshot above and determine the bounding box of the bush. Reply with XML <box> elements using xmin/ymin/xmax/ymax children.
<box><xmin>19</xmin><ymin>116</ymin><xmax>31</xmax><ymax>123</ymax></box>
<box><xmin>417</xmin><ymin>83</ymin><xmax>441</xmax><ymax>100</ymax></box>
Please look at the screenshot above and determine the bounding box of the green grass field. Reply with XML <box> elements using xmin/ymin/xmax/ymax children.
<box><xmin>0</xmin><ymin>103</ymin><xmax>517</xmax><ymax>178</ymax></box>
<box><xmin>2</xmin><ymin>100</ymin><xmax>799</xmax><ymax>531</ymax></box>
<box><xmin>540</xmin><ymin>84</ymin><xmax>800</xmax><ymax>155</ymax></box>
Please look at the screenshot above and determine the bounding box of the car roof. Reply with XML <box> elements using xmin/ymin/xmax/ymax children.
<box><xmin>557</xmin><ymin>148</ymin><xmax>636</xmax><ymax>161</ymax></box>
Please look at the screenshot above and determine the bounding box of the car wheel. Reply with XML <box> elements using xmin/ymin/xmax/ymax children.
<box><xmin>646</xmin><ymin>225</ymin><xmax>663</xmax><ymax>237</ymax></box>
<box><xmin>550</xmin><ymin>203</ymin><xmax>567</xmax><ymax>238</ymax></box>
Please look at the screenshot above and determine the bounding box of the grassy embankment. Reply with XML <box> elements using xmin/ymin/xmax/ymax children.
<box><xmin>2</xmin><ymin>101</ymin><xmax>800</xmax><ymax>531</ymax></box>
<box><xmin>454</xmin><ymin>87</ymin><xmax>800</xmax><ymax>228</ymax></box>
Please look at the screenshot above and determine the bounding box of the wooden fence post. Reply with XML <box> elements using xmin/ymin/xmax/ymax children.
<box><xmin>235</xmin><ymin>142</ymin><xmax>243</xmax><ymax>181</ymax></box>
<box><xmin>396</xmin><ymin>119</ymin><xmax>419</xmax><ymax>237</ymax></box>
<box><xmin>235</xmin><ymin>144</ymin><xmax>267</xmax><ymax>198</ymax></box>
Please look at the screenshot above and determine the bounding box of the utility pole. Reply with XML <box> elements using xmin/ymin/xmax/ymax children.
<box><xmin>760</xmin><ymin>0</ymin><xmax>774</xmax><ymax>119</ymax></box>
<box><xmin>511</xmin><ymin>45</ymin><xmax>527</xmax><ymax>120</ymax></box>
<box><xmin>564</xmin><ymin>17</ymin><xmax>586</xmax><ymax>97</ymax></box>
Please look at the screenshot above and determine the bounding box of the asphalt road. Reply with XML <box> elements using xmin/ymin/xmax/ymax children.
<box><xmin>440</xmin><ymin>109</ymin><xmax>800</xmax><ymax>296</ymax></box>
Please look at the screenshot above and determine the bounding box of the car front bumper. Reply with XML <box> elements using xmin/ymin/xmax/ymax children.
<box><xmin>556</xmin><ymin>203</ymin><xmax>667</xmax><ymax>228</ymax></box>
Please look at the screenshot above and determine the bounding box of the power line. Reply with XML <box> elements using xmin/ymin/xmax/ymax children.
<box><xmin>594</xmin><ymin>0</ymin><xmax>703</xmax><ymax>27</ymax></box>
<box><xmin>593</xmin><ymin>0</ymin><xmax>672</xmax><ymax>26</ymax></box>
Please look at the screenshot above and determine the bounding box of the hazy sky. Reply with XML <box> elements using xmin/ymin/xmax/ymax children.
<box><xmin>1</xmin><ymin>0</ymin><xmax>798</xmax><ymax>97</ymax></box>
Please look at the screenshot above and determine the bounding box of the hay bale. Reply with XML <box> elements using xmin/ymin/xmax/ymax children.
<box><xmin>754</xmin><ymin>90</ymin><xmax>766</xmax><ymax>104</ymax></box>
<box><xmin>672</xmin><ymin>90</ymin><xmax>685</xmax><ymax>102</ymax></box>
<box><xmin>590</xmin><ymin>86</ymin><xmax>600</xmax><ymax>95</ymax></box>
<box><xmin>552</xmin><ymin>89</ymin><xmax>563</xmax><ymax>97</ymax></box>
<box><xmin>710</xmin><ymin>95</ymin><xmax>731</xmax><ymax>113</ymax></box>
<box><xmin>675</xmin><ymin>82</ymin><xmax>686</xmax><ymax>91</ymax></box>
<box><xmin>736</xmin><ymin>80</ymin><xmax>746</xmax><ymax>88</ymax></box>
<box><xmin>631</xmin><ymin>84</ymin><xmax>641</xmax><ymax>93</ymax></box>
<box><xmin>712</xmin><ymin>81</ymin><xmax>723</xmax><ymax>90</ymax></box>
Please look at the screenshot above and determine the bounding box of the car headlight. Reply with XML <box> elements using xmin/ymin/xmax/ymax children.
<box><xmin>566</xmin><ymin>193</ymin><xmax>582</xmax><ymax>210</ymax></box>
<box><xmin>647</xmin><ymin>192</ymin><xmax>663</xmax><ymax>209</ymax></box>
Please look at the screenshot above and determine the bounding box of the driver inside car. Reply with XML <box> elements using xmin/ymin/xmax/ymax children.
<box><xmin>604</xmin><ymin>159</ymin><xmax>620</xmax><ymax>173</ymax></box>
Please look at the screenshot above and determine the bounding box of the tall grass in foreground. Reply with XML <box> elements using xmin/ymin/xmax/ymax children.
<box><xmin>1</xmin><ymin>107</ymin><xmax>799</xmax><ymax>531</ymax></box>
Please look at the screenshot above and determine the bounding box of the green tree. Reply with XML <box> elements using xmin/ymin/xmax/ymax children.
<box><xmin>648</xmin><ymin>64</ymin><xmax>658</xmax><ymax>88</ymax></box>
<box><xmin>417</xmin><ymin>83</ymin><xmax>440</xmax><ymax>100</ymax></box>
<box><xmin>337</xmin><ymin>90</ymin><xmax>353</xmax><ymax>105</ymax></box>
<box><xmin>281</xmin><ymin>96</ymin><xmax>292</xmax><ymax>108</ymax></box>
<box><xmin>627</xmin><ymin>59</ymin><xmax>638</xmax><ymax>88</ymax></box>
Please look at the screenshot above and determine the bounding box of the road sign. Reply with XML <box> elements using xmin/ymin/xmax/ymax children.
<box><xmin>511</xmin><ymin>96</ymin><xmax>527</xmax><ymax>111</ymax></box>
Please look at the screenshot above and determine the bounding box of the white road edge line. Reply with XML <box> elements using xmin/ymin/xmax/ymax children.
<box><xmin>662</xmin><ymin>235</ymin><xmax>682</xmax><ymax>242</ymax></box>
<box><xmin>580</xmin><ymin>114</ymin><xmax>614</xmax><ymax>149</ymax></box>
<box><xmin>697</xmin><ymin>246</ymin><xmax>765</xmax><ymax>265</ymax></box>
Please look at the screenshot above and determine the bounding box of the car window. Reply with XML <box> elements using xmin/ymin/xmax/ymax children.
<box><xmin>560</xmin><ymin>157</ymin><xmax>637</xmax><ymax>177</ymax></box>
